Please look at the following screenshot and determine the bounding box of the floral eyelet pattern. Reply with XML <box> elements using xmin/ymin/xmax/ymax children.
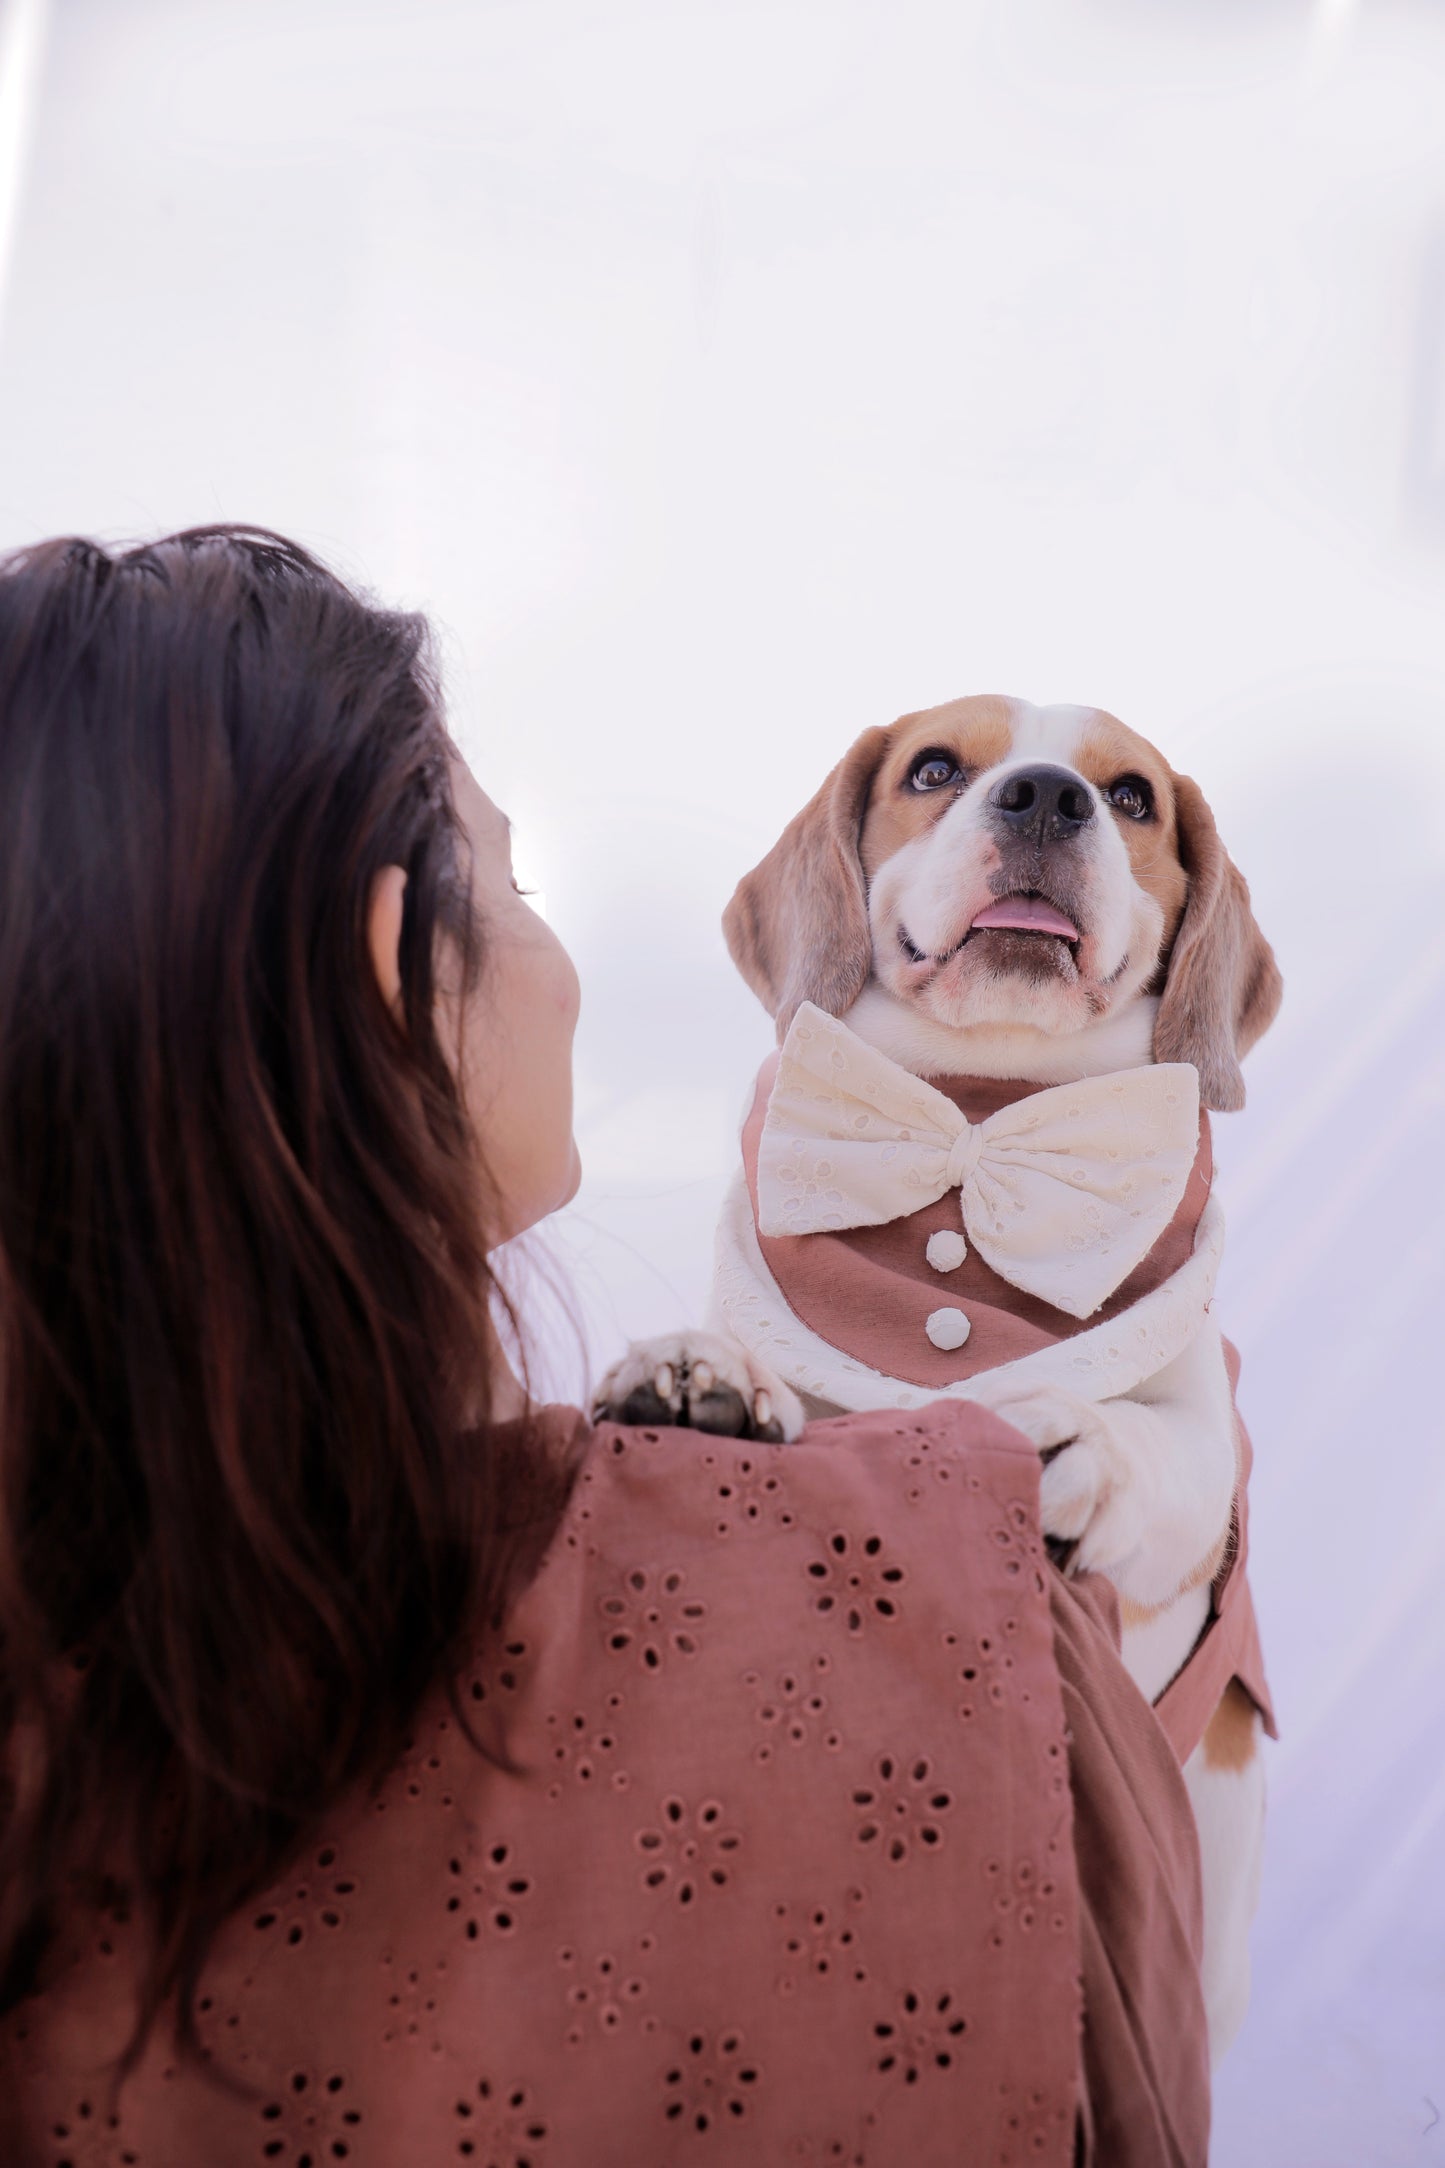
<box><xmin>444</xmin><ymin>1839</ymin><xmax>533</xmax><ymax>1939</ymax></box>
<box><xmin>256</xmin><ymin>2070</ymin><xmax>363</xmax><ymax>2163</ymax></box>
<box><xmin>713</xmin><ymin>1451</ymin><xmax>796</xmax><ymax>1536</ymax></box>
<box><xmin>661</xmin><ymin>2027</ymin><xmax>761</xmax><ymax>2132</ymax></box>
<box><xmin>597</xmin><ymin>1566</ymin><xmax>707</xmax><ymax>1669</ymax></box>
<box><xmin>634</xmin><ymin>1794</ymin><xmax>742</xmax><ymax>1904</ymax></box>
<box><xmin>851</xmin><ymin>1753</ymin><xmax>955</xmax><ymax>1862</ymax></box>
<box><xmin>805</xmin><ymin>1531</ymin><xmax>907</xmax><ymax>1633</ymax></box>
<box><xmin>454</xmin><ymin>2078</ymin><xmax>548</xmax><ymax>2165</ymax></box>
<box><xmin>872</xmin><ymin>1988</ymin><xmax>969</xmax><ymax>2084</ymax></box>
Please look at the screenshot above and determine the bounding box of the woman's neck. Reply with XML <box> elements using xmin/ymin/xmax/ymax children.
<box><xmin>477</xmin><ymin>1308</ymin><xmax>529</xmax><ymax>1425</ymax></box>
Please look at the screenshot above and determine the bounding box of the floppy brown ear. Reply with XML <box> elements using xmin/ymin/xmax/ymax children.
<box><xmin>723</xmin><ymin>725</ymin><xmax>892</xmax><ymax>1033</ymax></box>
<box><xmin>1153</xmin><ymin>770</ymin><xmax>1283</xmax><ymax>1112</ymax></box>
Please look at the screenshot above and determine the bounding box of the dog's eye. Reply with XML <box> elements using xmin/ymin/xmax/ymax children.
<box><xmin>1106</xmin><ymin>774</ymin><xmax>1154</xmax><ymax>821</ymax></box>
<box><xmin>909</xmin><ymin>751</ymin><xmax>962</xmax><ymax>793</ymax></box>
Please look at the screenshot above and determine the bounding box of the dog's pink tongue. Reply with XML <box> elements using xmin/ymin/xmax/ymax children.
<box><xmin>971</xmin><ymin>895</ymin><xmax>1080</xmax><ymax>939</ymax></box>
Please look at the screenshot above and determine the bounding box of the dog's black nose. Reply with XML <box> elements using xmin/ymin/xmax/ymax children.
<box><xmin>987</xmin><ymin>764</ymin><xmax>1096</xmax><ymax>841</ymax></box>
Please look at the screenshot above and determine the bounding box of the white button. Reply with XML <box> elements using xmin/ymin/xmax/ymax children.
<box><xmin>925</xmin><ymin>1306</ymin><xmax>971</xmax><ymax>1351</ymax></box>
<box><xmin>925</xmin><ymin>1229</ymin><xmax>968</xmax><ymax>1273</ymax></box>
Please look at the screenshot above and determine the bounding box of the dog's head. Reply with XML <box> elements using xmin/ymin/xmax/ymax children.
<box><xmin>723</xmin><ymin>694</ymin><xmax>1281</xmax><ymax>1111</ymax></box>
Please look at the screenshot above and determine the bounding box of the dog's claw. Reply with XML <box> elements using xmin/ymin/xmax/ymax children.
<box><xmin>1044</xmin><ymin>1533</ymin><xmax>1079</xmax><ymax>1573</ymax></box>
<box><xmin>592</xmin><ymin>1332</ymin><xmax>806</xmax><ymax>1443</ymax></box>
<box><xmin>750</xmin><ymin>1388</ymin><xmax>785</xmax><ymax>1443</ymax></box>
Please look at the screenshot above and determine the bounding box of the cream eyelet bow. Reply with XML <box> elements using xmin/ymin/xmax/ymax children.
<box><xmin>756</xmin><ymin>1003</ymin><xmax>1200</xmax><ymax>1320</ymax></box>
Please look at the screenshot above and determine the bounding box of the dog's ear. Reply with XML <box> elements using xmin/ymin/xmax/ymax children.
<box><xmin>1153</xmin><ymin>770</ymin><xmax>1283</xmax><ymax>1112</ymax></box>
<box><xmin>723</xmin><ymin>726</ymin><xmax>892</xmax><ymax>1033</ymax></box>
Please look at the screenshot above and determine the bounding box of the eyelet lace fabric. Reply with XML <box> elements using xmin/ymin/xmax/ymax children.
<box><xmin>0</xmin><ymin>1404</ymin><xmax>1209</xmax><ymax>2167</ymax></box>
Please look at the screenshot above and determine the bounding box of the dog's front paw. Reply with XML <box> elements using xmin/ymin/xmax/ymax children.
<box><xmin>990</xmin><ymin>1387</ymin><xmax>1147</xmax><ymax>1577</ymax></box>
<box><xmin>591</xmin><ymin>1331</ymin><xmax>805</xmax><ymax>1443</ymax></box>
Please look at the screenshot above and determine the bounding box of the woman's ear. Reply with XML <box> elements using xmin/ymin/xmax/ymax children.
<box><xmin>722</xmin><ymin>726</ymin><xmax>892</xmax><ymax>1035</ymax></box>
<box><xmin>1153</xmin><ymin>772</ymin><xmax>1283</xmax><ymax>1112</ymax></box>
<box><xmin>367</xmin><ymin>864</ymin><xmax>409</xmax><ymax>1018</ymax></box>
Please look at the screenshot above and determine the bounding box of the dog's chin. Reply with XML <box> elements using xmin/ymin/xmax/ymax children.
<box><xmin>883</xmin><ymin>928</ymin><xmax>1114</xmax><ymax>1036</ymax></box>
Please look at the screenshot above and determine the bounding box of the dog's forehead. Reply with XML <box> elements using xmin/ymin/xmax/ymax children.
<box><xmin>998</xmin><ymin>699</ymin><xmax>1098</xmax><ymax>765</ymax></box>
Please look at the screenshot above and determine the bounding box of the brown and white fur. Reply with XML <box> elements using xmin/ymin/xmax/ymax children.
<box><xmin>596</xmin><ymin>693</ymin><xmax>1282</xmax><ymax>2064</ymax></box>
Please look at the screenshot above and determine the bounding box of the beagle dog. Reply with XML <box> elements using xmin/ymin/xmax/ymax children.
<box><xmin>596</xmin><ymin>693</ymin><xmax>1282</xmax><ymax>2063</ymax></box>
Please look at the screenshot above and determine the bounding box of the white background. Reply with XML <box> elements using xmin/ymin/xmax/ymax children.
<box><xmin>2</xmin><ymin>2</ymin><xmax>1443</xmax><ymax>2158</ymax></box>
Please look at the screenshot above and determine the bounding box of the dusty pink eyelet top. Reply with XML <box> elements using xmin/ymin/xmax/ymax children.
<box><xmin>1</xmin><ymin>1401</ymin><xmax>1210</xmax><ymax>2167</ymax></box>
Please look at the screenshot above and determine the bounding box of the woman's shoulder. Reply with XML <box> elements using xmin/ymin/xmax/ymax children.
<box><xmin>514</xmin><ymin>1396</ymin><xmax>1045</xmax><ymax>1677</ymax></box>
<box><xmin>558</xmin><ymin>1393</ymin><xmax>1038</xmax><ymax>1530</ymax></box>
<box><xmin>3</xmin><ymin>1397</ymin><xmax>1084</xmax><ymax>2166</ymax></box>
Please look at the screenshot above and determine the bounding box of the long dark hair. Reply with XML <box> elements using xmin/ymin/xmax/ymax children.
<box><xmin>0</xmin><ymin>527</ymin><xmax>568</xmax><ymax>2062</ymax></box>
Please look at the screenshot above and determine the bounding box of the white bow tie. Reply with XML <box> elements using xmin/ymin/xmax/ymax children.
<box><xmin>756</xmin><ymin>1003</ymin><xmax>1200</xmax><ymax>1319</ymax></box>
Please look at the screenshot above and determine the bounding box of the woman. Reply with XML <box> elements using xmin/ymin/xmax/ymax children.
<box><xmin>0</xmin><ymin>529</ymin><xmax>1209</xmax><ymax>2165</ymax></box>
